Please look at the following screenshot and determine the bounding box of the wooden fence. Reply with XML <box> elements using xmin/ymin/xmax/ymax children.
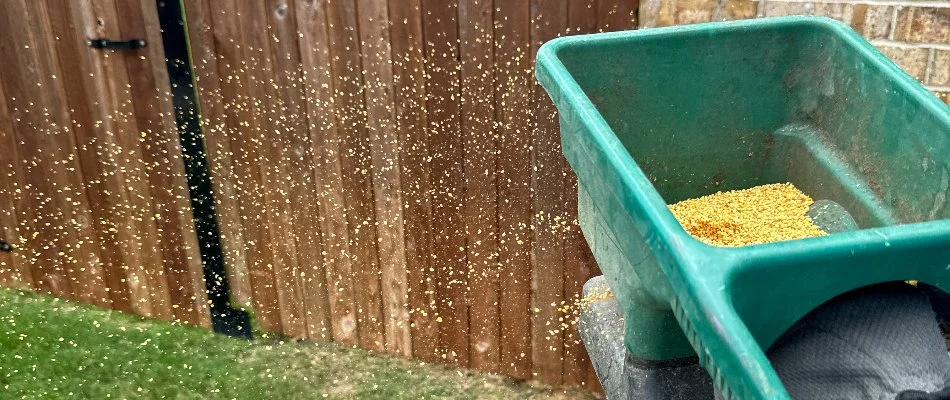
<box><xmin>0</xmin><ymin>0</ymin><xmax>637</xmax><ymax>389</ymax></box>
<box><xmin>0</xmin><ymin>0</ymin><xmax>209</xmax><ymax>327</ymax></box>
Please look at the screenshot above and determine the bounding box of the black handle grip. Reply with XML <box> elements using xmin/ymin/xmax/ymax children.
<box><xmin>87</xmin><ymin>38</ymin><xmax>147</xmax><ymax>50</ymax></box>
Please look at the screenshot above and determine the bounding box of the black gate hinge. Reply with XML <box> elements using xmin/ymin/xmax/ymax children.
<box><xmin>87</xmin><ymin>38</ymin><xmax>147</xmax><ymax>51</ymax></box>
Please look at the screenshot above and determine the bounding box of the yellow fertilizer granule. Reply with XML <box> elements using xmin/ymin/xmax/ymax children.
<box><xmin>668</xmin><ymin>183</ymin><xmax>826</xmax><ymax>247</ymax></box>
<box><xmin>578</xmin><ymin>280</ymin><xmax>615</xmax><ymax>313</ymax></box>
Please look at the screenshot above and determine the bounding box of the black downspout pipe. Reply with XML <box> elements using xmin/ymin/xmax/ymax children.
<box><xmin>156</xmin><ymin>0</ymin><xmax>252</xmax><ymax>339</ymax></box>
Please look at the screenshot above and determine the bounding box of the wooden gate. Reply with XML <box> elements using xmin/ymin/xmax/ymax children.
<box><xmin>0</xmin><ymin>0</ymin><xmax>208</xmax><ymax>326</ymax></box>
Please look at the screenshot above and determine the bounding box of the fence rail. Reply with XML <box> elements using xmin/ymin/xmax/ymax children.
<box><xmin>0</xmin><ymin>0</ymin><xmax>638</xmax><ymax>389</ymax></box>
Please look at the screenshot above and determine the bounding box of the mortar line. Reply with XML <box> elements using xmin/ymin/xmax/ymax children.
<box><xmin>871</xmin><ymin>39</ymin><xmax>950</xmax><ymax>51</ymax></box>
<box><xmin>888</xmin><ymin>6</ymin><xmax>898</xmax><ymax>40</ymax></box>
<box><xmin>925</xmin><ymin>48</ymin><xmax>937</xmax><ymax>84</ymax></box>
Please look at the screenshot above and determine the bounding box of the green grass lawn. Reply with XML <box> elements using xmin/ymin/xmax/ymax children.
<box><xmin>0</xmin><ymin>289</ymin><xmax>596</xmax><ymax>399</ymax></box>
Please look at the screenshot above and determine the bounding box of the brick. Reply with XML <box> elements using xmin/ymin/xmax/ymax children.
<box><xmin>726</xmin><ymin>0</ymin><xmax>757</xmax><ymax>21</ymax></box>
<box><xmin>639</xmin><ymin>0</ymin><xmax>681</xmax><ymax>27</ymax></box>
<box><xmin>930</xmin><ymin>50</ymin><xmax>950</xmax><ymax>86</ymax></box>
<box><xmin>762</xmin><ymin>1</ymin><xmax>854</xmax><ymax>24</ymax></box>
<box><xmin>895</xmin><ymin>7</ymin><xmax>950</xmax><ymax>44</ymax></box>
<box><xmin>850</xmin><ymin>5</ymin><xmax>893</xmax><ymax>40</ymax></box>
<box><xmin>877</xmin><ymin>45</ymin><xmax>931</xmax><ymax>82</ymax></box>
<box><xmin>639</xmin><ymin>0</ymin><xmax>757</xmax><ymax>28</ymax></box>
<box><xmin>674</xmin><ymin>0</ymin><xmax>717</xmax><ymax>25</ymax></box>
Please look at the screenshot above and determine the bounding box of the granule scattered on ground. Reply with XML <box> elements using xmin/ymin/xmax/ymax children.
<box><xmin>0</xmin><ymin>288</ymin><xmax>597</xmax><ymax>400</ymax></box>
<box><xmin>668</xmin><ymin>182</ymin><xmax>826</xmax><ymax>247</ymax></box>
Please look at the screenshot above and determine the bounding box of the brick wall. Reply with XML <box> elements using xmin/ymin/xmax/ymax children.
<box><xmin>638</xmin><ymin>0</ymin><xmax>950</xmax><ymax>105</ymax></box>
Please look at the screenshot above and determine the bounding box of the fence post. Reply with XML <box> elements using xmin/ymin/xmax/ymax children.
<box><xmin>155</xmin><ymin>0</ymin><xmax>252</xmax><ymax>339</ymax></box>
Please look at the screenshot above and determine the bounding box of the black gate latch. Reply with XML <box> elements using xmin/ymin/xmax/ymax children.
<box><xmin>0</xmin><ymin>240</ymin><xmax>11</xmax><ymax>252</ymax></box>
<box><xmin>87</xmin><ymin>38</ymin><xmax>147</xmax><ymax>50</ymax></box>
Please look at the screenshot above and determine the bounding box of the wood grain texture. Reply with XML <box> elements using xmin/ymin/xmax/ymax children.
<box><xmin>31</xmin><ymin>0</ymin><xmax>113</xmax><ymax>308</ymax></box>
<box><xmin>182</xmin><ymin>0</ymin><xmax>252</xmax><ymax>309</ymax></box>
<box><xmin>325</xmin><ymin>0</ymin><xmax>386</xmax><ymax>352</ymax></box>
<box><xmin>238</xmin><ymin>0</ymin><xmax>308</xmax><ymax>338</ymax></box>
<box><xmin>530</xmin><ymin>0</ymin><xmax>568</xmax><ymax>385</ymax></box>
<box><xmin>356</xmin><ymin>0</ymin><xmax>412</xmax><ymax>356</ymax></box>
<box><xmin>422</xmin><ymin>0</ymin><xmax>471</xmax><ymax>366</ymax></box>
<box><xmin>208</xmin><ymin>0</ymin><xmax>283</xmax><ymax>332</ymax></box>
<box><xmin>62</xmin><ymin>0</ymin><xmax>159</xmax><ymax>317</ymax></box>
<box><xmin>494</xmin><ymin>0</ymin><xmax>534</xmax><ymax>380</ymax></box>
<box><xmin>0</xmin><ymin>0</ymin><xmax>212</xmax><ymax>326</ymax></box>
<box><xmin>598</xmin><ymin>0</ymin><xmax>638</xmax><ymax>31</ymax></box>
<box><xmin>0</xmin><ymin>0</ymin><xmax>109</xmax><ymax>306</ymax></box>
<box><xmin>243</xmin><ymin>0</ymin><xmax>313</xmax><ymax>340</ymax></box>
<box><xmin>295</xmin><ymin>0</ymin><xmax>360</xmax><ymax>345</ymax></box>
<box><xmin>0</xmin><ymin>78</ymin><xmax>29</xmax><ymax>289</ymax></box>
<box><xmin>0</xmin><ymin>0</ymin><xmax>64</xmax><ymax>297</ymax></box>
<box><xmin>128</xmin><ymin>0</ymin><xmax>210</xmax><ymax>327</ymax></box>
<box><xmin>459</xmin><ymin>0</ymin><xmax>501</xmax><ymax>372</ymax></box>
<box><xmin>266</xmin><ymin>0</ymin><xmax>334</xmax><ymax>342</ymax></box>
<box><xmin>569</xmin><ymin>0</ymin><xmax>599</xmax><ymax>34</ymax></box>
<box><xmin>388</xmin><ymin>0</ymin><xmax>440</xmax><ymax>362</ymax></box>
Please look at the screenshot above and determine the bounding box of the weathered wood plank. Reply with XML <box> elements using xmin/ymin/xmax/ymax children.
<box><xmin>120</xmin><ymin>0</ymin><xmax>211</xmax><ymax>326</ymax></box>
<box><xmin>182</xmin><ymin>0</ymin><xmax>252</xmax><ymax>309</ymax></box>
<box><xmin>237</xmin><ymin>0</ymin><xmax>308</xmax><ymax>338</ymax></box>
<box><xmin>0</xmin><ymin>0</ymin><xmax>58</xmax><ymax>296</ymax></box>
<box><xmin>31</xmin><ymin>0</ymin><xmax>113</xmax><ymax>307</ymax></box>
<box><xmin>388</xmin><ymin>0</ymin><xmax>440</xmax><ymax>362</ymax></box>
<box><xmin>569</xmin><ymin>0</ymin><xmax>599</xmax><ymax>34</ymax></box>
<box><xmin>0</xmin><ymin>78</ymin><xmax>30</xmax><ymax>289</ymax></box>
<box><xmin>265</xmin><ymin>0</ymin><xmax>332</xmax><ymax>340</ymax></box>
<box><xmin>325</xmin><ymin>0</ymin><xmax>386</xmax><ymax>352</ymax></box>
<box><xmin>295</xmin><ymin>0</ymin><xmax>360</xmax><ymax>345</ymax></box>
<box><xmin>356</xmin><ymin>0</ymin><xmax>412</xmax><ymax>356</ymax></box>
<box><xmin>0</xmin><ymin>0</ymin><xmax>109</xmax><ymax>306</ymax></box>
<box><xmin>494</xmin><ymin>0</ymin><xmax>534</xmax><ymax>380</ymax></box>
<box><xmin>208</xmin><ymin>0</ymin><xmax>283</xmax><ymax>332</ymax></box>
<box><xmin>530</xmin><ymin>0</ymin><xmax>568</xmax><ymax>385</ymax></box>
<box><xmin>597</xmin><ymin>0</ymin><xmax>638</xmax><ymax>31</ymax></box>
<box><xmin>421</xmin><ymin>0</ymin><xmax>471</xmax><ymax>366</ymax></box>
<box><xmin>561</xmin><ymin>169</ymin><xmax>600</xmax><ymax>389</ymax></box>
<box><xmin>459</xmin><ymin>0</ymin><xmax>500</xmax><ymax>372</ymax></box>
<box><xmin>63</xmin><ymin>0</ymin><xmax>166</xmax><ymax>319</ymax></box>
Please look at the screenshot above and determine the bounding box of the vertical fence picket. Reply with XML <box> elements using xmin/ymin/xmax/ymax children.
<box><xmin>389</xmin><ymin>0</ymin><xmax>441</xmax><ymax>362</ymax></box>
<box><xmin>357</xmin><ymin>0</ymin><xmax>413</xmax><ymax>357</ymax></box>
<box><xmin>422</xmin><ymin>0</ymin><xmax>472</xmax><ymax>367</ymax></box>
<box><xmin>494</xmin><ymin>0</ymin><xmax>536</xmax><ymax>380</ymax></box>
<box><xmin>460</xmin><ymin>0</ymin><xmax>501</xmax><ymax>373</ymax></box>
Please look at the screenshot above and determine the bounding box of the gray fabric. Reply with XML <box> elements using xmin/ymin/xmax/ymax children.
<box><xmin>767</xmin><ymin>283</ymin><xmax>950</xmax><ymax>400</ymax></box>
